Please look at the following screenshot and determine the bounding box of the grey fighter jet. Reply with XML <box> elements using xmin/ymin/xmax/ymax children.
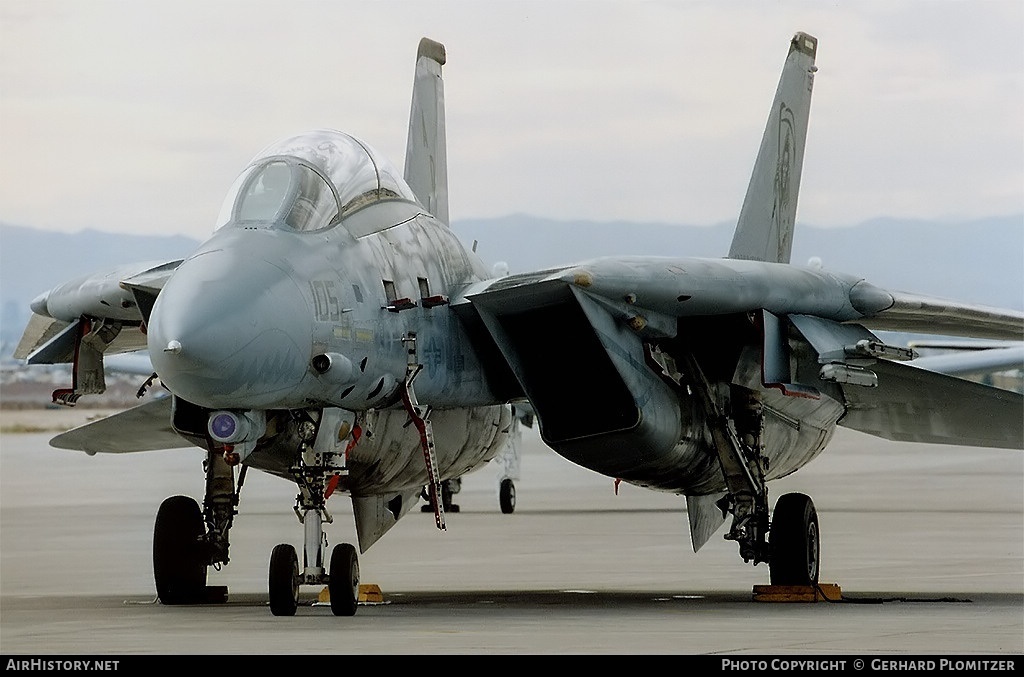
<box><xmin>14</xmin><ymin>33</ymin><xmax>1023</xmax><ymax>616</ymax></box>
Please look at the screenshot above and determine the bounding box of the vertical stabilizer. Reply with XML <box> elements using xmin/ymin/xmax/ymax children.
<box><xmin>728</xmin><ymin>32</ymin><xmax>817</xmax><ymax>263</ymax></box>
<box><xmin>404</xmin><ymin>37</ymin><xmax>449</xmax><ymax>226</ymax></box>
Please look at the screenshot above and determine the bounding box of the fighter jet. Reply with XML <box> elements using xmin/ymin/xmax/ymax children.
<box><xmin>14</xmin><ymin>33</ymin><xmax>1023</xmax><ymax>616</ymax></box>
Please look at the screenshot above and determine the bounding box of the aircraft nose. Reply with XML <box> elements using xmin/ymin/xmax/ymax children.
<box><xmin>147</xmin><ymin>249</ymin><xmax>312</xmax><ymax>409</ymax></box>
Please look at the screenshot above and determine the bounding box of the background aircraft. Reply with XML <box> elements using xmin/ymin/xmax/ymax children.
<box><xmin>13</xmin><ymin>33</ymin><xmax>1023</xmax><ymax>616</ymax></box>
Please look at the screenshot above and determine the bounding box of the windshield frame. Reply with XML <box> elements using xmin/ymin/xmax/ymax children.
<box><xmin>225</xmin><ymin>156</ymin><xmax>341</xmax><ymax>232</ymax></box>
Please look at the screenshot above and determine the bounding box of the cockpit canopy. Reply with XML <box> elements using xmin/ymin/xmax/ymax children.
<box><xmin>216</xmin><ymin>129</ymin><xmax>421</xmax><ymax>232</ymax></box>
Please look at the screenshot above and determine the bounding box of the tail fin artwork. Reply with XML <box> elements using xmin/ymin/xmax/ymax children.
<box><xmin>728</xmin><ymin>32</ymin><xmax>817</xmax><ymax>264</ymax></box>
<box><xmin>404</xmin><ymin>37</ymin><xmax>449</xmax><ymax>226</ymax></box>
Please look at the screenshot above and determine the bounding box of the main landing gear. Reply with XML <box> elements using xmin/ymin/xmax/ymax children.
<box><xmin>499</xmin><ymin>477</ymin><xmax>516</xmax><ymax>514</ymax></box>
<box><xmin>667</xmin><ymin>350</ymin><xmax>823</xmax><ymax>586</ymax></box>
<box><xmin>153</xmin><ymin>495</ymin><xmax>207</xmax><ymax>604</ymax></box>
<box><xmin>153</xmin><ymin>448</ymin><xmax>239</xmax><ymax>605</ymax></box>
<box><xmin>421</xmin><ymin>478</ymin><xmax>461</xmax><ymax>513</ymax></box>
<box><xmin>419</xmin><ymin>475</ymin><xmax>518</xmax><ymax>514</ymax></box>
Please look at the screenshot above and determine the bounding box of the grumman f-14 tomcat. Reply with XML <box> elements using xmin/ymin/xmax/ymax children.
<box><xmin>15</xmin><ymin>32</ymin><xmax>1023</xmax><ymax>616</ymax></box>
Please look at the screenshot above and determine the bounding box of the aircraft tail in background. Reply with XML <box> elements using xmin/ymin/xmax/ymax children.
<box><xmin>729</xmin><ymin>32</ymin><xmax>817</xmax><ymax>264</ymax></box>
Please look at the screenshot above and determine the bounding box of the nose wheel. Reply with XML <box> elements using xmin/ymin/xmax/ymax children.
<box><xmin>328</xmin><ymin>543</ymin><xmax>359</xmax><ymax>616</ymax></box>
<box><xmin>268</xmin><ymin>543</ymin><xmax>300</xmax><ymax>616</ymax></box>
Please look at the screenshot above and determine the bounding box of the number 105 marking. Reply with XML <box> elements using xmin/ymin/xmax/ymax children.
<box><xmin>310</xmin><ymin>280</ymin><xmax>341</xmax><ymax>321</ymax></box>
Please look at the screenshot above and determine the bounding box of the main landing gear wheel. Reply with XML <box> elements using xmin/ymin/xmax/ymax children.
<box><xmin>268</xmin><ymin>544</ymin><xmax>300</xmax><ymax>616</ymax></box>
<box><xmin>153</xmin><ymin>495</ymin><xmax>208</xmax><ymax>604</ymax></box>
<box><xmin>499</xmin><ymin>478</ymin><xmax>516</xmax><ymax>514</ymax></box>
<box><xmin>420</xmin><ymin>480</ymin><xmax>461</xmax><ymax>513</ymax></box>
<box><xmin>328</xmin><ymin>543</ymin><xmax>359</xmax><ymax>616</ymax></box>
<box><xmin>441</xmin><ymin>481</ymin><xmax>460</xmax><ymax>512</ymax></box>
<box><xmin>769</xmin><ymin>492</ymin><xmax>820</xmax><ymax>586</ymax></box>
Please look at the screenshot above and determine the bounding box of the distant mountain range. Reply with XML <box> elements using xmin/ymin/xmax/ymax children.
<box><xmin>2</xmin><ymin>215</ymin><xmax>1021</xmax><ymax>353</ymax></box>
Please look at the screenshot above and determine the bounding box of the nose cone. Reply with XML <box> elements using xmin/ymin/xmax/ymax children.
<box><xmin>148</xmin><ymin>249</ymin><xmax>312</xmax><ymax>409</ymax></box>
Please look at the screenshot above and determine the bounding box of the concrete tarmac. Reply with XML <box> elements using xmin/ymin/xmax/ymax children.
<box><xmin>1</xmin><ymin>414</ymin><xmax>1021</xmax><ymax>656</ymax></box>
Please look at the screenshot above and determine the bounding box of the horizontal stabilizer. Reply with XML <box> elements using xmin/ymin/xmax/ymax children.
<box><xmin>50</xmin><ymin>396</ymin><xmax>191</xmax><ymax>454</ymax></box>
<box><xmin>839</xmin><ymin>360</ymin><xmax>1023</xmax><ymax>449</ymax></box>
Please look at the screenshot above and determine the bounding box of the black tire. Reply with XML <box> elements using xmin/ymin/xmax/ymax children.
<box><xmin>499</xmin><ymin>478</ymin><xmax>516</xmax><ymax>514</ymax></box>
<box><xmin>268</xmin><ymin>544</ymin><xmax>299</xmax><ymax>616</ymax></box>
<box><xmin>769</xmin><ymin>492</ymin><xmax>820</xmax><ymax>586</ymax></box>
<box><xmin>329</xmin><ymin>543</ymin><xmax>359</xmax><ymax>616</ymax></box>
<box><xmin>441</xmin><ymin>481</ymin><xmax>460</xmax><ymax>512</ymax></box>
<box><xmin>153</xmin><ymin>495</ymin><xmax>208</xmax><ymax>604</ymax></box>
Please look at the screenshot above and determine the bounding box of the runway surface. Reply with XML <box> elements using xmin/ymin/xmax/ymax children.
<box><xmin>1</xmin><ymin>415</ymin><xmax>1021</xmax><ymax>656</ymax></box>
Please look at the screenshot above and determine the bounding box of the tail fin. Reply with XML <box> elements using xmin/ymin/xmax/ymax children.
<box><xmin>404</xmin><ymin>37</ymin><xmax>449</xmax><ymax>226</ymax></box>
<box><xmin>728</xmin><ymin>32</ymin><xmax>817</xmax><ymax>263</ymax></box>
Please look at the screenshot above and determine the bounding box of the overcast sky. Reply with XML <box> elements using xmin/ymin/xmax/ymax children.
<box><xmin>1</xmin><ymin>0</ymin><xmax>1021</xmax><ymax>241</ymax></box>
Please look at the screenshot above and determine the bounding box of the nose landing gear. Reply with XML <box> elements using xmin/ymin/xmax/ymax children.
<box><xmin>268</xmin><ymin>417</ymin><xmax>359</xmax><ymax>617</ymax></box>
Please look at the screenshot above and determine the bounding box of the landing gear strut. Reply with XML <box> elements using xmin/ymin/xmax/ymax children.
<box><xmin>676</xmin><ymin>353</ymin><xmax>771</xmax><ymax>565</ymax></box>
<box><xmin>673</xmin><ymin>350</ymin><xmax>823</xmax><ymax>584</ymax></box>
